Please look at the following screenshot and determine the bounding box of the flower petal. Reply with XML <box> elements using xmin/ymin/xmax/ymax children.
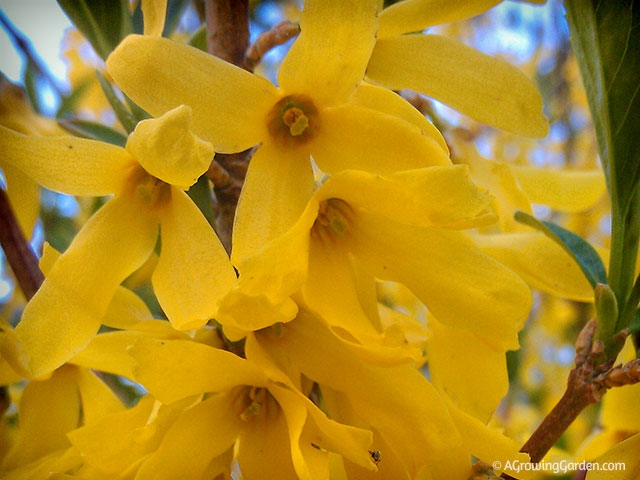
<box><xmin>126</xmin><ymin>105</ymin><xmax>214</xmax><ymax>189</ymax></box>
<box><xmin>1</xmin><ymin>162</ymin><xmax>40</xmax><ymax>237</ymax></box>
<box><xmin>278</xmin><ymin>0</ymin><xmax>380</xmax><ymax>107</ymax></box>
<box><xmin>378</xmin><ymin>0</ymin><xmax>501</xmax><ymax>38</ymax></box>
<box><xmin>74</xmin><ymin>367</ymin><xmax>125</xmax><ymax>425</ymax></box>
<box><xmin>472</xmin><ymin>232</ymin><xmax>594</xmax><ymax>302</ymax></box>
<box><xmin>130</xmin><ymin>338</ymin><xmax>268</xmax><ymax>404</ymax></box>
<box><xmin>1</xmin><ymin>366</ymin><xmax>79</xmax><ymax>469</ymax></box>
<box><xmin>142</xmin><ymin>0</ymin><xmax>166</xmax><ymax>36</ymax></box>
<box><xmin>0</xmin><ymin>125</ymin><xmax>131</xmax><ymax>196</ymax></box>
<box><xmin>136</xmin><ymin>394</ymin><xmax>242</xmax><ymax>480</ymax></box>
<box><xmin>258</xmin><ymin>312</ymin><xmax>469</xmax><ymax>479</ymax></box>
<box><xmin>512</xmin><ymin>166</ymin><xmax>607</xmax><ymax>213</ymax></box>
<box><xmin>319</xmin><ymin>166</ymin><xmax>491</xmax><ymax>229</ymax></box>
<box><xmin>428</xmin><ymin>315</ymin><xmax>507</xmax><ymax>422</ymax></box>
<box><xmin>232</xmin><ymin>142</ymin><xmax>315</xmax><ymax>263</ymax></box>
<box><xmin>15</xmin><ymin>196</ymin><xmax>158</xmax><ymax>377</ymax></box>
<box><xmin>350</xmin><ymin>214</ymin><xmax>531</xmax><ymax>350</ymax></box>
<box><xmin>153</xmin><ymin>187</ymin><xmax>236</xmax><ymax>329</ymax></box>
<box><xmin>587</xmin><ymin>433</ymin><xmax>640</xmax><ymax>480</ymax></box>
<box><xmin>350</xmin><ymin>82</ymin><xmax>448</xmax><ymax>152</ymax></box>
<box><xmin>107</xmin><ymin>35</ymin><xmax>279</xmax><ymax>152</ymax></box>
<box><xmin>312</xmin><ymin>104</ymin><xmax>450</xmax><ymax>175</ymax></box>
<box><xmin>367</xmin><ymin>35</ymin><xmax>549</xmax><ymax>137</ymax></box>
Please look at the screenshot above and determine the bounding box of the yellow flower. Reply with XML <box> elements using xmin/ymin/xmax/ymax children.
<box><xmin>70</xmin><ymin>335</ymin><xmax>376</xmax><ymax>479</ymax></box>
<box><xmin>223</xmin><ymin>166</ymin><xmax>531</xmax><ymax>352</ymax></box>
<box><xmin>368</xmin><ymin>0</ymin><xmax>549</xmax><ymax>137</ymax></box>
<box><xmin>254</xmin><ymin>310</ymin><xmax>470</xmax><ymax>479</ymax></box>
<box><xmin>106</xmin><ymin>0</ymin><xmax>450</xmax><ymax>255</ymax></box>
<box><xmin>0</xmin><ymin>365</ymin><xmax>124</xmax><ymax>478</ymax></box>
<box><xmin>0</xmin><ymin>105</ymin><xmax>236</xmax><ymax>377</ymax></box>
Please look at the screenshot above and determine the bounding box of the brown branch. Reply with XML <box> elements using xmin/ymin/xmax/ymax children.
<box><xmin>203</xmin><ymin>0</ymin><xmax>252</xmax><ymax>253</ymax></box>
<box><xmin>0</xmin><ymin>187</ymin><xmax>43</xmax><ymax>300</ymax></box>
<box><xmin>519</xmin><ymin>319</ymin><xmax>625</xmax><ymax>463</ymax></box>
<box><xmin>204</xmin><ymin>0</ymin><xmax>249</xmax><ymax>66</ymax></box>
<box><xmin>243</xmin><ymin>20</ymin><xmax>300</xmax><ymax>72</ymax></box>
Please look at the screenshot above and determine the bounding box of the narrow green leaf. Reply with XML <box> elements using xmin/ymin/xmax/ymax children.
<box><xmin>57</xmin><ymin>0</ymin><xmax>133</xmax><ymax>60</ymax></box>
<box><xmin>188</xmin><ymin>24</ymin><xmax>207</xmax><ymax>51</ymax></box>
<box><xmin>565</xmin><ymin>0</ymin><xmax>640</xmax><ymax>210</ymax></box>
<box><xmin>58</xmin><ymin>118</ymin><xmax>128</xmax><ymax>148</ymax></box>
<box><xmin>630</xmin><ymin>310</ymin><xmax>640</xmax><ymax>334</ymax></box>
<box><xmin>95</xmin><ymin>70</ymin><xmax>138</xmax><ymax>133</ymax></box>
<box><xmin>514</xmin><ymin>211</ymin><xmax>607</xmax><ymax>289</ymax></box>
<box><xmin>56</xmin><ymin>80</ymin><xmax>91</xmax><ymax>118</ymax></box>
<box><xmin>187</xmin><ymin>175</ymin><xmax>216</xmax><ymax>229</ymax></box>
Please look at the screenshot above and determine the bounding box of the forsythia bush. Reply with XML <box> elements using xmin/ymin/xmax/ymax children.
<box><xmin>0</xmin><ymin>0</ymin><xmax>639</xmax><ymax>479</ymax></box>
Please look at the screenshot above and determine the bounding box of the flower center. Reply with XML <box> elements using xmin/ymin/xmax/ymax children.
<box><xmin>127</xmin><ymin>165</ymin><xmax>171</xmax><ymax>208</ymax></box>
<box><xmin>267</xmin><ymin>94</ymin><xmax>319</xmax><ymax>147</ymax></box>
<box><xmin>312</xmin><ymin>198</ymin><xmax>354</xmax><ymax>244</ymax></box>
<box><xmin>238</xmin><ymin>386</ymin><xmax>269</xmax><ymax>421</ymax></box>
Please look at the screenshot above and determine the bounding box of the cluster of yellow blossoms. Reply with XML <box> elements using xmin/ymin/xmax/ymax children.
<box><xmin>1</xmin><ymin>0</ymin><xmax>634</xmax><ymax>479</ymax></box>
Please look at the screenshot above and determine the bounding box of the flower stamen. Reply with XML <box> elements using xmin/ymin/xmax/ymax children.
<box><xmin>267</xmin><ymin>94</ymin><xmax>319</xmax><ymax>146</ymax></box>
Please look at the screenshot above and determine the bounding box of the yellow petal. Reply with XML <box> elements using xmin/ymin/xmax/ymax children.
<box><xmin>0</xmin><ymin>125</ymin><xmax>132</xmax><ymax>196</ymax></box>
<box><xmin>367</xmin><ymin>35</ymin><xmax>549</xmax><ymax>137</ymax></box>
<box><xmin>428</xmin><ymin>316</ymin><xmax>507</xmax><ymax>422</ymax></box>
<box><xmin>350</xmin><ymin>214</ymin><xmax>531</xmax><ymax>350</ymax></box>
<box><xmin>350</xmin><ymin>82</ymin><xmax>448</xmax><ymax>152</ymax></box>
<box><xmin>512</xmin><ymin>166</ymin><xmax>607</xmax><ymax>213</ymax></box>
<box><xmin>232</xmin><ymin>142</ymin><xmax>315</xmax><ymax>263</ymax></box>
<box><xmin>2</xmin><ymin>366</ymin><xmax>79</xmax><ymax>469</ymax></box>
<box><xmin>67</xmin><ymin>395</ymin><xmax>157</xmax><ymax>475</ymax></box>
<box><xmin>142</xmin><ymin>0</ymin><xmax>166</xmax><ymax>36</ymax></box>
<box><xmin>130</xmin><ymin>338</ymin><xmax>268</xmax><ymax>404</ymax></box>
<box><xmin>74</xmin><ymin>367</ymin><xmax>125</xmax><ymax>425</ymax></box>
<box><xmin>278</xmin><ymin>0</ymin><xmax>380</xmax><ymax>107</ymax></box>
<box><xmin>153</xmin><ymin>187</ymin><xmax>236</xmax><ymax>329</ymax></box>
<box><xmin>107</xmin><ymin>35</ymin><xmax>279</xmax><ymax>152</ymax></box>
<box><xmin>1</xmin><ymin>162</ymin><xmax>40</xmax><ymax>237</ymax></box>
<box><xmin>587</xmin><ymin>433</ymin><xmax>640</xmax><ymax>480</ymax></box>
<box><xmin>444</xmin><ymin>397</ymin><xmax>535</xmax><ymax>480</ymax></box>
<box><xmin>70</xmin><ymin>331</ymin><xmax>146</xmax><ymax>380</ymax></box>
<box><xmin>126</xmin><ymin>105</ymin><xmax>214</xmax><ymax>189</ymax></box>
<box><xmin>101</xmin><ymin>286</ymin><xmax>154</xmax><ymax>329</ymax></box>
<box><xmin>378</xmin><ymin>0</ymin><xmax>501</xmax><ymax>38</ymax></box>
<box><xmin>258</xmin><ymin>312</ymin><xmax>469</xmax><ymax>479</ymax></box>
<box><xmin>136</xmin><ymin>394</ymin><xmax>242</xmax><ymax>480</ymax></box>
<box><xmin>312</xmin><ymin>104</ymin><xmax>450</xmax><ymax>174</ymax></box>
<box><xmin>15</xmin><ymin>196</ymin><xmax>158</xmax><ymax>377</ymax></box>
<box><xmin>319</xmin><ymin>166</ymin><xmax>491</xmax><ymax>229</ymax></box>
<box><xmin>472</xmin><ymin>232</ymin><xmax>594</xmax><ymax>302</ymax></box>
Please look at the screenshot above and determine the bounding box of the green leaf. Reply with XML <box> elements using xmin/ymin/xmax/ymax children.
<box><xmin>514</xmin><ymin>211</ymin><xmax>607</xmax><ymax>289</ymax></box>
<box><xmin>57</xmin><ymin>0</ymin><xmax>133</xmax><ymax>60</ymax></box>
<box><xmin>58</xmin><ymin>118</ymin><xmax>128</xmax><ymax>148</ymax></box>
<box><xmin>95</xmin><ymin>70</ymin><xmax>138</xmax><ymax>133</ymax></box>
<box><xmin>187</xmin><ymin>175</ymin><xmax>216</xmax><ymax>229</ymax></box>
<box><xmin>188</xmin><ymin>24</ymin><xmax>207</xmax><ymax>51</ymax></box>
<box><xmin>630</xmin><ymin>310</ymin><xmax>640</xmax><ymax>334</ymax></box>
<box><xmin>565</xmin><ymin>1</ymin><xmax>640</xmax><ymax>208</ymax></box>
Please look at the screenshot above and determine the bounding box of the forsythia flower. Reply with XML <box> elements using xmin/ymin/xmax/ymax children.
<box><xmin>105</xmin><ymin>0</ymin><xmax>450</xmax><ymax>260</ymax></box>
<box><xmin>223</xmin><ymin>166</ymin><xmax>531</xmax><ymax>352</ymax></box>
<box><xmin>0</xmin><ymin>105</ymin><xmax>236</xmax><ymax>377</ymax></box>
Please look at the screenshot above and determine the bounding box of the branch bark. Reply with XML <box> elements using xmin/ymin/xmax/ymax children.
<box><xmin>0</xmin><ymin>187</ymin><xmax>43</xmax><ymax>300</ymax></box>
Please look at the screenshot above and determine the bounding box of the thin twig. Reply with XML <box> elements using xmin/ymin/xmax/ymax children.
<box><xmin>243</xmin><ymin>20</ymin><xmax>299</xmax><ymax>72</ymax></box>
<box><xmin>0</xmin><ymin>188</ymin><xmax>43</xmax><ymax>300</ymax></box>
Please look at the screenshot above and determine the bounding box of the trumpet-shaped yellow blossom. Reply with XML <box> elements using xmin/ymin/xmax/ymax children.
<box><xmin>368</xmin><ymin>0</ymin><xmax>549</xmax><ymax>137</ymax></box>
<box><xmin>0</xmin><ymin>105</ymin><xmax>236</xmax><ymax>377</ymax></box>
<box><xmin>255</xmin><ymin>310</ymin><xmax>470</xmax><ymax>479</ymax></box>
<box><xmin>0</xmin><ymin>365</ymin><xmax>124</xmax><ymax>478</ymax></box>
<box><xmin>223</xmin><ymin>166</ymin><xmax>531</xmax><ymax>352</ymax></box>
<box><xmin>106</xmin><ymin>0</ymin><xmax>450</xmax><ymax>257</ymax></box>
<box><xmin>69</xmin><ymin>335</ymin><xmax>376</xmax><ymax>479</ymax></box>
